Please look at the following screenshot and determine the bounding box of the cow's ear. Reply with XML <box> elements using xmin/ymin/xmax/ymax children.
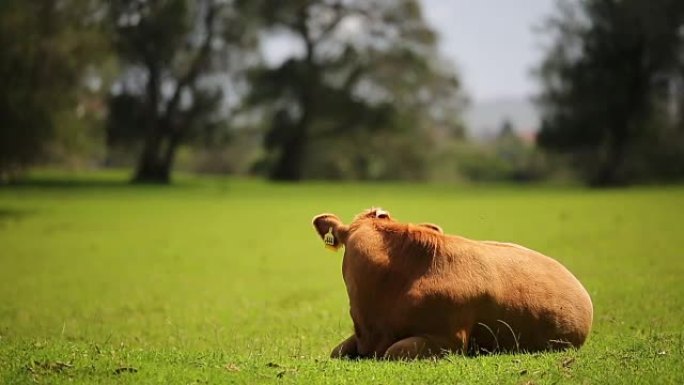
<box><xmin>419</xmin><ymin>223</ymin><xmax>443</xmax><ymax>234</ymax></box>
<box><xmin>312</xmin><ymin>213</ymin><xmax>349</xmax><ymax>251</ymax></box>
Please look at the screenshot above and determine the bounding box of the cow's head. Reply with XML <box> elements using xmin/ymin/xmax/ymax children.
<box><xmin>312</xmin><ymin>207</ymin><xmax>445</xmax><ymax>252</ymax></box>
<box><xmin>312</xmin><ymin>207</ymin><xmax>391</xmax><ymax>251</ymax></box>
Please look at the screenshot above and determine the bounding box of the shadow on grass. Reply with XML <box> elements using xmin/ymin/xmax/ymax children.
<box><xmin>0</xmin><ymin>208</ymin><xmax>32</xmax><ymax>218</ymax></box>
<box><xmin>0</xmin><ymin>176</ymin><xmax>207</xmax><ymax>193</ymax></box>
<box><xmin>0</xmin><ymin>208</ymin><xmax>35</xmax><ymax>226</ymax></box>
<box><xmin>1</xmin><ymin>179</ymin><xmax>133</xmax><ymax>189</ymax></box>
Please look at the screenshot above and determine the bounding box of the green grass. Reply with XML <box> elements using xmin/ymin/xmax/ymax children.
<box><xmin>1</xmin><ymin>171</ymin><xmax>683</xmax><ymax>384</ymax></box>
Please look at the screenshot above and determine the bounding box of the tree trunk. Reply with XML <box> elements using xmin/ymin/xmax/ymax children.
<box><xmin>133</xmin><ymin>154</ymin><xmax>171</xmax><ymax>184</ymax></box>
<box><xmin>132</xmin><ymin>134</ymin><xmax>172</xmax><ymax>184</ymax></box>
<box><xmin>591</xmin><ymin>131</ymin><xmax>627</xmax><ymax>187</ymax></box>
<box><xmin>270</xmin><ymin>132</ymin><xmax>306</xmax><ymax>181</ymax></box>
<box><xmin>133</xmin><ymin>121</ymin><xmax>183</xmax><ymax>184</ymax></box>
<box><xmin>133</xmin><ymin>59</ymin><xmax>167</xmax><ymax>184</ymax></box>
<box><xmin>269</xmin><ymin>9</ymin><xmax>316</xmax><ymax>182</ymax></box>
<box><xmin>133</xmin><ymin>109</ymin><xmax>181</xmax><ymax>184</ymax></box>
<box><xmin>270</xmin><ymin>94</ymin><xmax>313</xmax><ymax>181</ymax></box>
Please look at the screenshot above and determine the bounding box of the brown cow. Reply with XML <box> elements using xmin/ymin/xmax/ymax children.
<box><xmin>312</xmin><ymin>208</ymin><xmax>593</xmax><ymax>360</ymax></box>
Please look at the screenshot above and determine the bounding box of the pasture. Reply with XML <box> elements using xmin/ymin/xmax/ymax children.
<box><xmin>0</xmin><ymin>172</ymin><xmax>683</xmax><ymax>384</ymax></box>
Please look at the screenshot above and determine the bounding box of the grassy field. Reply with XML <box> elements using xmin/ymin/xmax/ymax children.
<box><xmin>1</xmin><ymin>171</ymin><xmax>683</xmax><ymax>384</ymax></box>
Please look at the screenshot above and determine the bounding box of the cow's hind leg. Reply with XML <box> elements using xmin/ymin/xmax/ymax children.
<box><xmin>330</xmin><ymin>335</ymin><xmax>359</xmax><ymax>359</ymax></box>
<box><xmin>383</xmin><ymin>334</ymin><xmax>465</xmax><ymax>360</ymax></box>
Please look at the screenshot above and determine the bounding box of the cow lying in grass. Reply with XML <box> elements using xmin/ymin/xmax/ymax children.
<box><xmin>312</xmin><ymin>208</ymin><xmax>593</xmax><ymax>360</ymax></box>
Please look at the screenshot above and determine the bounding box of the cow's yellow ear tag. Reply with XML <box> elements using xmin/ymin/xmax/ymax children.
<box><xmin>324</xmin><ymin>227</ymin><xmax>338</xmax><ymax>251</ymax></box>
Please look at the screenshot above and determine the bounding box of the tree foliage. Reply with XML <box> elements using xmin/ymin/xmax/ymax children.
<box><xmin>107</xmin><ymin>0</ymin><xmax>258</xmax><ymax>183</ymax></box>
<box><xmin>0</xmin><ymin>0</ymin><xmax>107</xmax><ymax>181</ymax></box>
<box><xmin>1</xmin><ymin>0</ymin><xmax>468</xmax><ymax>183</ymax></box>
<box><xmin>246</xmin><ymin>0</ymin><xmax>465</xmax><ymax>181</ymax></box>
<box><xmin>537</xmin><ymin>0</ymin><xmax>684</xmax><ymax>185</ymax></box>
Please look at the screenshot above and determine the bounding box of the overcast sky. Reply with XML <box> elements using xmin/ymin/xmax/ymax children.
<box><xmin>421</xmin><ymin>0</ymin><xmax>556</xmax><ymax>102</ymax></box>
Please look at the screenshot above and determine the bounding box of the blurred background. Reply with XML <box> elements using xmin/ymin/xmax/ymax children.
<box><xmin>1</xmin><ymin>0</ymin><xmax>683</xmax><ymax>187</ymax></box>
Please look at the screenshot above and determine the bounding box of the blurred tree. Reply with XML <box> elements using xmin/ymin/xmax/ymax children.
<box><xmin>246</xmin><ymin>0</ymin><xmax>465</xmax><ymax>181</ymax></box>
<box><xmin>498</xmin><ymin>119</ymin><xmax>515</xmax><ymax>140</ymax></box>
<box><xmin>536</xmin><ymin>0</ymin><xmax>684</xmax><ymax>186</ymax></box>
<box><xmin>0</xmin><ymin>0</ymin><xmax>108</xmax><ymax>182</ymax></box>
<box><xmin>108</xmin><ymin>0</ymin><xmax>258</xmax><ymax>183</ymax></box>
<box><xmin>495</xmin><ymin>118</ymin><xmax>522</xmax><ymax>165</ymax></box>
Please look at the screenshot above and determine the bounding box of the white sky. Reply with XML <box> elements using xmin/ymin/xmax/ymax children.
<box><xmin>421</xmin><ymin>0</ymin><xmax>556</xmax><ymax>102</ymax></box>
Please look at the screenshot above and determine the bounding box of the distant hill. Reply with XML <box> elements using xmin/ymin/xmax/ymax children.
<box><xmin>464</xmin><ymin>96</ymin><xmax>540</xmax><ymax>140</ymax></box>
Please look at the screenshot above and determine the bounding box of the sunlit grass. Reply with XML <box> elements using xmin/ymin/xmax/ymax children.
<box><xmin>1</xmin><ymin>172</ymin><xmax>682</xmax><ymax>384</ymax></box>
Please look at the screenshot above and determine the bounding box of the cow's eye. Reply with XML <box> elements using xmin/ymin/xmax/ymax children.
<box><xmin>376</xmin><ymin>210</ymin><xmax>389</xmax><ymax>219</ymax></box>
